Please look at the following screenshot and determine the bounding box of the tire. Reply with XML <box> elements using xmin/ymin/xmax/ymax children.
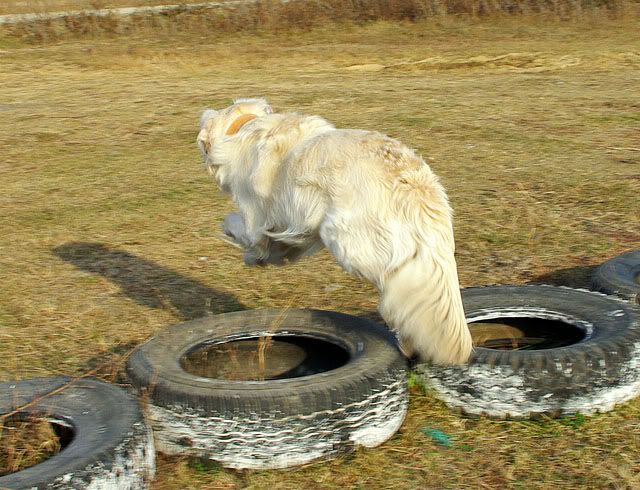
<box><xmin>592</xmin><ymin>249</ymin><xmax>640</xmax><ymax>304</ymax></box>
<box><xmin>415</xmin><ymin>285</ymin><xmax>640</xmax><ymax>419</ymax></box>
<box><xmin>0</xmin><ymin>377</ymin><xmax>155</xmax><ymax>490</ymax></box>
<box><xmin>126</xmin><ymin>309</ymin><xmax>408</xmax><ymax>469</ymax></box>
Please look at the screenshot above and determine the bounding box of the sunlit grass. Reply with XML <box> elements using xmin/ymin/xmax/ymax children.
<box><xmin>0</xmin><ymin>14</ymin><xmax>639</xmax><ymax>489</ymax></box>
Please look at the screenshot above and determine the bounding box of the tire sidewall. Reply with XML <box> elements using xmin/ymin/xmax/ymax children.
<box><xmin>418</xmin><ymin>286</ymin><xmax>640</xmax><ymax>418</ymax></box>
<box><xmin>0</xmin><ymin>377</ymin><xmax>154</xmax><ymax>489</ymax></box>
<box><xmin>125</xmin><ymin>309</ymin><xmax>408</xmax><ymax>469</ymax></box>
<box><xmin>127</xmin><ymin>309</ymin><xmax>406</xmax><ymax>416</ymax></box>
<box><xmin>592</xmin><ymin>250</ymin><xmax>640</xmax><ymax>303</ymax></box>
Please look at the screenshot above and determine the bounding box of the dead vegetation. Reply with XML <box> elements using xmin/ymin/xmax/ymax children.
<box><xmin>0</xmin><ymin>4</ymin><xmax>639</xmax><ymax>488</ymax></box>
<box><xmin>1</xmin><ymin>0</ymin><xmax>637</xmax><ymax>42</ymax></box>
<box><xmin>0</xmin><ymin>0</ymin><xmax>227</xmax><ymax>15</ymax></box>
<box><xmin>0</xmin><ymin>417</ymin><xmax>61</xmax><ymax>476</ymax></box>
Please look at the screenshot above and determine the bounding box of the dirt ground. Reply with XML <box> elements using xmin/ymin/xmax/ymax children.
<box><xmin>1</xmin><ymin>14</ymin><xmax>639</xmax><ymax>489</ymax></box>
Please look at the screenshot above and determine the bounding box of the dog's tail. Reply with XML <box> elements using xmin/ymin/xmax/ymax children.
<box><xmin>380</xmin><ymin>245</ymin><xmax>472</xmax><ymax>365</ymax></box>
<box><xmin>378</xmin><ymin>167</ymin><xmax>473</xmax><ymax>365</ymax></box>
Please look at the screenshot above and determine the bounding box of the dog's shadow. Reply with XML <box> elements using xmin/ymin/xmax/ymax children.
<box><xmin>52</xmin><ymin>242</ymin><xmax>245</xmax><ymax>320</ymax></box>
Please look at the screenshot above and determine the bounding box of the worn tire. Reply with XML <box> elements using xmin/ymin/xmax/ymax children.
<box><xmin>416</xmin><ymin>285</ymin><xmax>640</xmax><ymax>419</ymax></box>
<box><xmin>126</xmin><ymin>309</ymin><xmax>408</xmax><ymax>469</ymax></box>
<box><xmin>592</xmin><ymin>249</ymin><xmax>640</xmax><ymax>304</ymax></box>
<box><xmin>0</xmin><ymin>377</ymin><xmax>155</xmax><ymax>490</ymax></box>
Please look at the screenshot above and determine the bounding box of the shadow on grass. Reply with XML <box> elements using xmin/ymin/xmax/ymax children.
<box><xmin>529</xmin><ymin>265</ymin><xmax>598</xmax><ymax>289</ymax></box>
<box><xmin>52</xmin><ymin>242</ymin><xmax>245</xmax><ymax>320</ymax></box>
<box><xmin>356</xmin><ymin>309</ymin><xmax>385</xmax><ymax>325</ymax></box>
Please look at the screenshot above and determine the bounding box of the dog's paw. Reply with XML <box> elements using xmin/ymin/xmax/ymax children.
<box><xmin>243</xmin><ymin>250</ymin><xmax>266</xmax><ymax>267</ymax></box>
<box><xmin>243</xmin><ymin>250</ymin><xmax>288</xmax><ymax>267</ymax></box>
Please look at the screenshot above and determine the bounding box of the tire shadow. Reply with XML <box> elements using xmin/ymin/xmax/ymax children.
<box><xmin>529</xmin><ymin>265</ymin><xmax>598</xmax><ymax>290</ymax></box>
<box><xmin>52</xmin><ymin>242</ymin><xmax>245</xmax><ymax>320</ymax></box>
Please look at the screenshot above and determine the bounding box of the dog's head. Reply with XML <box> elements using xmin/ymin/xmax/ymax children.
<box><xmin>196</xmin><ymin>98</ymin><xmax>273</xmax><ymax>174</ymax></box>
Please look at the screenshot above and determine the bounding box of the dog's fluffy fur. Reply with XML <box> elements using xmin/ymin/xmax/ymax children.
<box><xmin>197</xmin><ymin>98</ymin><xmax>472</xmax><ymax>365</ymax></box>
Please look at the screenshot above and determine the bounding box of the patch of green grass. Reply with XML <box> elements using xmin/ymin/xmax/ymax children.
<box><xmin>188</xmin><ymin>457</ymin><xmax>222</xmax><ymax>474</ymax></box>
<box><xmin>407</xmin><ymin>371</ymin><xmax>428</xmax><ymax>393</ymax></box>
<box><xmin>559</xmin><ymin>412</ymin><xmax>588</xmax><ymax>430</ymax></box>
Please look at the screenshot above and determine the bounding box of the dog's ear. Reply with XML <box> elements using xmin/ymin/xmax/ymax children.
<box><xmin>197</xmin><ymin>128</ymin><xmax>211</xmax><ymax>157</ymax></box>
<box><xmin>197</xmin><ymin>109</ymin><xmax>219</xmax><ymax>157</ymax></box>
<box><xmin>199</xmin><ymin>108</ymin><xmax>218</xmax><ymax>130</ymax></box>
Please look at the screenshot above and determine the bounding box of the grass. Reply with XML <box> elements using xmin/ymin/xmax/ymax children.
<box><xmin>2</xmin><ymin>0</ymin><xmax>636</xmax><ymax>42</ymax></box>
<box><xmin>0</xmin><ymin>8</ymin><xmax>639</xmax><ymax>489</ymax></box>
<box><xmin>0</xmin><ymin>417</ymin><xmax>61</xmax><ymax>476</ymax></box>
<box><xmin>0</xmin><ymin>0</ymin><xmax>226</xmax><ymax>15</ymax></box>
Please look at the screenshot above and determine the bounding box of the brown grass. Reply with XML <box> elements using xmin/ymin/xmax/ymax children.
<box><xmin>0</xmin><ymin>0</ymin><xmax>235</xmax><ymax>16</ymax></box>
<box><xmin>2</xmin><ymin>0</ymin><xmax>638</xmax><ymax>42</ymax></box>
<box><xmin>0</xmin><ymin>417</ymin><xmax>60</xmax><ymax>476</ymax></box>
<box><xmin>0</xmin><ymin>10</ymin><xmax>639</xmax><ymax>489</ymax></box>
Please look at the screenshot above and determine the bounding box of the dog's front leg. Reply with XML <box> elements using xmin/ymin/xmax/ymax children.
<box><xmin>222</xmin><ymin>211</ymin><xmax>273</xmax><ymax>266</ymax></box>
<box><xmin>222</xmin><ymin>212</ymin><xmax>252</xmax><ymax>248</ymax></box>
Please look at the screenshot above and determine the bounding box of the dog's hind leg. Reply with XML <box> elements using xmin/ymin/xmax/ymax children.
<box><xmin>223</xmin><ymin>213</ymin><xmax>320</xmax><ymax>266</ymax></box>
<box><xmin>318</xmin><ymin>211</ymin><xmax>390</xmax><ymax>289</ymax></box>
<box><xmin>318</xmin><ymin>208</ymin><xmax>472</xmax><ymax>365</ymax></box>
<box><xmin>256</xmin><ymin>233</ymin><xmax>323</xmax><ymax>266</ymax></box>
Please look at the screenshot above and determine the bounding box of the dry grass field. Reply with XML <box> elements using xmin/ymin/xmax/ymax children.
<box><xmin>1</xmin><ymin>4</ymin><xmax>639</xmax><ymax>488</ymax></box>
<box><xmin>0</xmin><ymin>0</ymin><xmax>222</xmax><ymax>15</ymax></box>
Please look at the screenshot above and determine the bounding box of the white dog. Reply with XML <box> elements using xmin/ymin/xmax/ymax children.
<box><xmin>197</xmin><ymin>98</ymin><xmax>472</xmax><ymax>365</ymax></box>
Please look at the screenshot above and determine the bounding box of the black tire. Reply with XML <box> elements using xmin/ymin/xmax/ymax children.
<box><xmin>0</xmin><ymin>377</ymin><xmax>155</xmax><ymax>489</ymax></box>
<box><xmin>592</xmin><ymin>249</ymin><xmax>640</xmax><ymax>304</ymax></box>
<box><xmin>415</xmin><ymin>285</ymin><xmax>640</xmax><ymax>419</ymax></box>
<box><xmin>126</xmin><ymin>309</ymin><xmax>408</xmax><ymax>469</ymax></box>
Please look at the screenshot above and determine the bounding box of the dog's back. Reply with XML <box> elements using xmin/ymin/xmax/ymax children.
<box><xmin>202</xmin><ymin>103</ymin><xmax>472</xmax><ymax>365</ymax></box>
<box><xmin>281</xmin><ymin>128</ymin><xmax>472</xmax><ymax>364</ymax></box>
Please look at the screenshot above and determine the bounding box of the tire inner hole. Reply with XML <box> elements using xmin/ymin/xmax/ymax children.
<box><xmin>469</xmin><ymin>317</ymin><xmax>586</xmax><ymax>350</ymax></box>
<box><xmin>0</xmin><ymin>415</ymin><xmax>74</xmax><ymax>476</ymax></box>
<box><xmin>181</xmin><ymin>335</ymin><xmax>351</xmax><ymax>381</ymax></box>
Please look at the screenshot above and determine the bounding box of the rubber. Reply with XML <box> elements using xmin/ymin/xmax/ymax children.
<box><xmin>416</xmin><ymin>285</ymin><xmax>640</xmax><ymax>419</ymax></box>
<box><xmin>0</xmin><ymin>377</ymin><xmax>155</xmax><ymax>490</ymax></box>
<box><xmin>126</xmin><ymin>309</ymin><xmax>408</xmax><ymax>469</ymax></box>
<box><xmin>592</xmin><ymin>249</ymin><xmax>640</xmax><ymax>304</ymax></box>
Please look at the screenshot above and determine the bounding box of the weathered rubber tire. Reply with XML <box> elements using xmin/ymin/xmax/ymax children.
<box><xmin>126</xmin><ymin>309</ymin><xmax>408</xmax><ymax>469</ymax></box>
<box><xmin>0</xmin><ymin>377</ymin><xmax>155</xmax><ymax>490</ymax></box>
<box><xmin>416</xmin><ymin>285</ymin><xmax>640</xmax><ymax>419</ymax></box>
<box><xmin>592</xmin><ymin>249</ymin><xmax>640</xmax><ymax>304</ymax></box>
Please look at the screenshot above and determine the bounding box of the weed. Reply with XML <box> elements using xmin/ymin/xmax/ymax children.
<box><xmin>0</xmin><ymin>417</ymin><xmax>61</xmax><ymax>476</ymax></box>
<box><xmin>188</xmin><ymin>456</ymin><xmax>222</xmax><ymax>473</ymax></box>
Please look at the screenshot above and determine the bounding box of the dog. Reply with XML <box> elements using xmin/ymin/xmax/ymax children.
<box><xmin>197</xmin><ymin>98</ymin><xmax>472</xmax><ymax>365</ymax></box>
